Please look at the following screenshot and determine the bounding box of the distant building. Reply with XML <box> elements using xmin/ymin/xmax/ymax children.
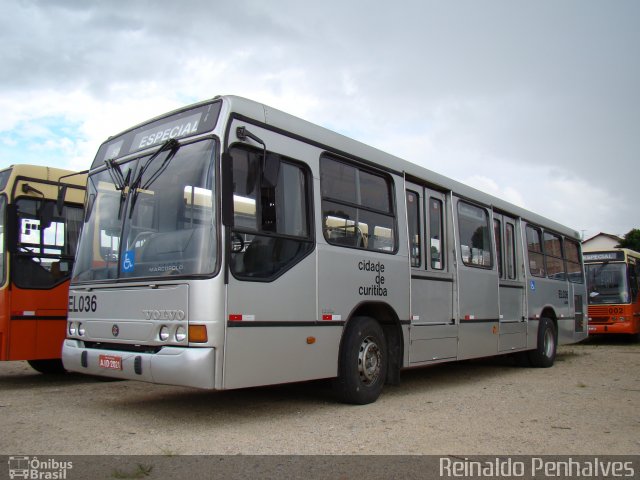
<box><xmin>582</xmin><ymin>232</ymin><xmax>623</xmax><ymax>252</ymax></box>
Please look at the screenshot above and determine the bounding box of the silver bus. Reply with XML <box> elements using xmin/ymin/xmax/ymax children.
<box><xmin>62</xmin><ymin>95</ymin><xmax>588</xmax><ymax>404</ymax></box>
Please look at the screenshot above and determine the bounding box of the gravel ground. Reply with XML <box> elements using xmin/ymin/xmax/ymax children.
<box><xmin>0</xmin><ymin>336</ymin><xmax>638</xmax><ymax>456</ymax></box>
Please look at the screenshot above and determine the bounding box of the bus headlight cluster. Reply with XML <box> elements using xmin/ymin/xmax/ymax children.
<box><xmin>68</xmin><ymin>322</ymin><xmax>85</xmax><ymax>337</ymax></box>
<box><xmin>158</xmin><ymin>325</ymin><xmax>188</xmax><ymax>343</ymax></box>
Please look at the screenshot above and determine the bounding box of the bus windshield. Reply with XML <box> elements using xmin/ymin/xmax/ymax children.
<box><xmin>586</xmin><ymin>263</ymin><xmax>630</xmax><ymax>305</ymax></box>
<box><xmin>72</xmin><ymin>138</ymin><xmax>217</xmax><ymax>282</ymax></box>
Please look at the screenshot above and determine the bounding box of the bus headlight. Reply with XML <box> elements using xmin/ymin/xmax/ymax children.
<box><xmin>159</xmin><ymin>326</ymin><xmax>170</xmax><ymax>342</ymax></box>
<box><xmin>77</xmin><ymin>323</ymin><xmax>85</xmax><ymax>336</ymax></box>
<box><xmin>175</xmin><ymin>326</ymin><xmax>187</xmax><ymax>342</ymax></box>
<box><xmin>68</xmin><ymin>322</ymin><xmax>77</xmax><ymax>336</ymax></box>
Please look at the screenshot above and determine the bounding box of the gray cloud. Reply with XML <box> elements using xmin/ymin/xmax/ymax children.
<box><xmin>1</xmin><ymin>0</ymin><xmax>638</xmax><ymax>236</ymax></box>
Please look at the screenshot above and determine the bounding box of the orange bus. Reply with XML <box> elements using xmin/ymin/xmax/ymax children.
<box><xmin>0</xmin><ymin>164</ymin><xmax>85</xmax><ymax>373</ymax></box>
<box><xmin>584</xmin><ymin>248</ymin><xmax>640</xmax><ymax>339</ymax></box>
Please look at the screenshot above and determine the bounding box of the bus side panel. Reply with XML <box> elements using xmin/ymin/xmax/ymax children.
<box><xmin>225</xmin><ymin>253</ymin><xmax>328</xmax><ymax>388</ymax></box>
<box><xmin>0</xmin><ymin>288</ymin><xmax>8</xmax><ymax>360</ymax></box>
<box><xmin>223</xmin><ymin>325</ymin><xmax>342</xmax><ymax>389</ymax></box>
<box><xmin>7</xmin><ymin>320</ymin><xmax>37</xmax><ymax>360</ymax></box>
<box><xmin>8</xmin><ymin>282</ymin><xmax>69</xmax><ymax>360</ymax></box>
<box><xmin>526</xmin><ymin>276</ymin><xmax>583</xmax><ymax>345</ymax></box>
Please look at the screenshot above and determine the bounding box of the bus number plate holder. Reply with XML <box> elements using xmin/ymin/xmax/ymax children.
<box><xmin>98</xmin><ymin>354</ymin><xmax>122</xmax><ymax>370</ymax></box>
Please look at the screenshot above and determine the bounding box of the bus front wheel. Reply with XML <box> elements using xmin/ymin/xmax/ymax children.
<box><xmin>334</xmin><ymin>316</ymin><xmax>387</xmax><ymax>405</ymax></box>
<box><xmin>527</xmin><ymin>317</ymin><xmax>557</xmax><ymax>368</ymax></box>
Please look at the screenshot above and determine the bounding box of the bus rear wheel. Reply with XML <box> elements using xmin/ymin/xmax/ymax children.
<box><xmin>334</xmin><ymin>316</ymin><xmax>387</xmax><ymax>405</ymax></box>
<box><xmin>27</xmin><ymin>359</ymin><xmax>66</xmax><ymax>374</ymax></box>
<box><xmin>527</xmin><ymin>317</ymin><xmax>557</xmax><ymax>368</ymax></box>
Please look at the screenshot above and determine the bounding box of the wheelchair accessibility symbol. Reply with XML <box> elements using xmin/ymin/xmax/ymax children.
<box><xmin>122</xmin><ymin>250</ymin><xmax>135</xmax><ymax>273</ymax></box>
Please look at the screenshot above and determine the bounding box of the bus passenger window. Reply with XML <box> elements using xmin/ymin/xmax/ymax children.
<box><xmin>505</xmin><ymin>223</ymin><xmax>516</xmax><ymax>279</ymax></box>
<box><xmin>526</xmin><ymin>225</ymin><xmax>545</xmax><ymax>277</ymax></box>
<box><xmin>406</xmin><ymin>191</ymin><xmax>421</xmax><ymax>267</ymax></box>
<box><xmin>544</xmin><ymin>232</ymin><xmax>565</xmax><ymax>280</ymax></box>
<box><xmin>457</xmin><ymin>201</ymin><xmax>491</xmax><ymax>268</ymax></box>
<box><xmin>564</xmin><ymin>239</ymin><xmax>583</xmax><ymax>283</ymax></box>
<box><xmin>321</xmin><ymin>156</ymin><xmax>396</xmax><ymax>253</ymax></box>
<box><xmin>429</xmin><ymin>198</ymin><xmax>444</xmax><ymax>270</ymax></box>
<box><xmin>494</xmin><ymin>219</ymin><xmax>503</xmax><ymax>278</ymax></box>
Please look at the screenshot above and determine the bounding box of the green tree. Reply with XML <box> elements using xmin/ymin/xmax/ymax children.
<box><xmin>617</xmin><ymin>228</ymin><xmax>640</xmax><ymax>252</ymax></box>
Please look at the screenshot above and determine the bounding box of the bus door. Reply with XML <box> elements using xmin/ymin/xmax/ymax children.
<box><xmin>493</xmin><ymin>213</ymin><xmax>527</xmax><ymax>352</ymax></box>
<box><xmin>223</xmin><ymin>134</ymin><xmax>320</xmax><ymax>389</ymax></box>
<box><xmin>453</xmin><ymin>197</ymin><xmax>499</xmax><ymax>359</ymax></box>
<box><xmin>8</xmin><ymin>184</ymin><xmax>83</xmax><ymax>361</ymax></box>
<box><xmin>406</xmin><ymin>184</ymin><xmax>456</xmax><ymax>364</ymax></box>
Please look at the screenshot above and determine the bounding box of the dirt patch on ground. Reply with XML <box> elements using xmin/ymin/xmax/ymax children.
<box><xmin>0</xmin><ymin>337</ymin><xmax>638</xmax><ymax>455</ymax></box>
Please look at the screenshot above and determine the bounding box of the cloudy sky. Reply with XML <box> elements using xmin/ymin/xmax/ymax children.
<box><xmin>1</xmin><ymin>0</ymin><xmax>638</xmax><ymax>239</ymax></box>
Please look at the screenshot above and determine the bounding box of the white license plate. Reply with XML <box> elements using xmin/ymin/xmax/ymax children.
<box><xmin>98</xmin><ymin>354</ymin><xmax>122</xmax><ymax>370</ymax></box>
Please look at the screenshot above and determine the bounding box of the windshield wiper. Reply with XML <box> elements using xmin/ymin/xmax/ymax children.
<box><xmin>105</xmin><ymin>158</ymin><xmax>127</xmax><ymax>190</ymax></box>
<box><xmin>104</xmin><ymin>159</ymin><xmax>131</xmax><ymax>219</ymax></box>
<box><xmin>128</xmin><ymin>138</ymin><xmax>180</xmax><ymax>218</ymax></box>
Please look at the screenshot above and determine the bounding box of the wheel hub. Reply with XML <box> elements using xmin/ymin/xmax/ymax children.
<box><xmin>358</xmin><ymin>336</ymin><xmax>381</xmax><ymax>384</ymax></box>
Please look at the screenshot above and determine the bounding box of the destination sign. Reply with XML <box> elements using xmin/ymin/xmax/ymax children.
<box><xmin>92</xmin><ymin>100</ymin><xmax>221</xmax><ymax>169</ymax></box>
<box><xmin>583</xmin><ymin>251</ymin><xmax>625</xmax><ymax>262</ymax></box>
<box><xmin>131</xmin><ymin>112</ymin><xmax>202</xmax><ymax>152</ymax></box>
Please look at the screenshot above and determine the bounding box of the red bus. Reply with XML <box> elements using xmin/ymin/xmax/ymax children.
<box><xmin>0</xmin><ymin>165</ymin><xmax>85</xmax><ymax>372</ymax></box>
<box><xmin>584</xmin><ymin>248</ymin><xmax>640</xmax><ymax>339</ymax></box>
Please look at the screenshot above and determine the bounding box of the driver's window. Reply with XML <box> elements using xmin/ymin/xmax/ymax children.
<box><xmin>14</xmin><ymin>197</ymin><xmax>83</xmax><ymax>288</ymax></box>
<box><xmin>229</xmin><ymin>144</ymin><xmax>313</xmax><ymax>281</ymax></box>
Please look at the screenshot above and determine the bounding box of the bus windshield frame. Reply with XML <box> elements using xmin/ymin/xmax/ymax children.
<box><xmin>72</xmin><ymin>137</ymin><xmax>219</xmax><ymax>284</ymax></box>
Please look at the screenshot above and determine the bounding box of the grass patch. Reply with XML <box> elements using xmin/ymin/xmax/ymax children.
<box><xmin>112</xmin><ymin>464</ymin><xmax>153</xmax><ymax>479</ymax></box>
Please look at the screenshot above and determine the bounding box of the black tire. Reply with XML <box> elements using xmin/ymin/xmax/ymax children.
<box><xmin>527</xmin><ymin>317</ymin><xmax>557</xmax><ymax>368</ymax></box>
<box><xmin>27</xmin><ymin>359</ymin><xmax>66</xmax><ymax>374</ymax></box>
<box><xmin>334</xmin><ymin>316</ymin><xmax>387</xmax><ymax>405</ymax></box>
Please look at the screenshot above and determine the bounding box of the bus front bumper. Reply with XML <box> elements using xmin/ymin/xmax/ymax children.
<box><xmin>588</xmin><ymin>321</ymin><xmax>637</xmax><ymax>335</ymax></box>
<box><xmin>62</xmin><ymin>339</ymin><xmax>216</xmax><ymax>389</ymax></box>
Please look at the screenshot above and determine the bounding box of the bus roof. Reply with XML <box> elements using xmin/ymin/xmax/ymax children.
<box><xmin>1</xmin><ymin>164</ymin><xmax>86</xmax><ymax>187</ymax></box>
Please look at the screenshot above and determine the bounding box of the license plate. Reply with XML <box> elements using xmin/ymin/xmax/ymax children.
<box><xmin>98</xmin><ymin>354</ymin><xmax>122</xmax><ymax>370</ymax></box>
